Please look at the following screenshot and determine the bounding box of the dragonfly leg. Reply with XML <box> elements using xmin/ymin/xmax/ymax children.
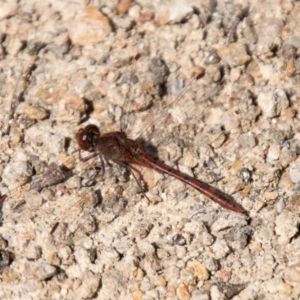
<box><xmin>78</xmin><ymin>150</ymin><xmax>98</xmax><ymax>162</ymax></box>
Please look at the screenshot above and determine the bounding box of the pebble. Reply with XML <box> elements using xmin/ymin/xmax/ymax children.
<box><xmin>0</xmin><ymin>249</ymin><xmax>10</xmax><ymax>269</ymax></box>
<box><xmin>2</xmin><ymin>161</ymin><xmax>33</xmax><ymax>190</ymax></box>
<box><xmin>210</xmin><ymin>239</ymin><xmax>231</xmax><ymax>259</ymax></box>
<box><xmin>68</xmin><ymin>7</ymin><xmax>112</xmax><ymax>46</ymax></box>
<box><xmin>207</xmin><ymin>127</ymin><xmax>226</xmax><ymax>148</ymax></box>
<box><xmin>187</xmin><ymin>260</ymin><xmax>209</xmax><ymax>280</ymax></box>
<box><xmin>267</xmin><ymin>144</ymin><xmax>280</xmax><ymax>161</ymax></box>
<box><xmin>287</xmin><ymin>193</ymin><xmax>300</xmax><ymax>213</ymax></box>
<box><xmin>0</xmin><ymin>236</ymin><xmax>8</xmax><ymax>249</ymax></box>
<box><xmin>0</xmin><ymin>1</ymin><xmax>17</xmax><ymax>20</ymax></box>
<box><xmin>257</xmin><ymin>89</ymin><xmax>289</xmax><ymax>118</ymax></box>
<box><xmin>263</xmin><ymin>190</ymin><xmax>278</xmax><ymax>202</ymax></box>
<box><xmin>132</xmin><ymin>223</ymin><xmax>154</xmax><ymax>239</ymax></box>
<box><xmin>25</xmin><ymin>190</ymin><xmax>43</xmax><ymax>209</ymax></box>
<box><xmin>155</xmin><ymin>1</ymin><xmax>193</xmax><ymax>25</ymax></box>
<box><xmin>211</xmin><ymin>216</ymin><xmax>248</xmax><ymax>232</ymax></box>
<box><xmin>164</xmin><ymin>266</ymin><xmax>180</xmax><ymax>284</ymax></box>
<box><xmin>42</xmin><ymin>132</ymin><xmax>66</xmax><ymax>155</ymax></box>
<box><xmin>75</xmin><ymin>270</ymin><xmax>100</xmax><ymax>299</ymax></box>
<box><xmin>24</xmin><ymin>262</ymin><xmax>57</xmax><ymax>281</ymax></box>
<box><xmin>53</xmin><ymin>95</ymin><xmax>86</xmax><ymax>123</ymax></box>
<box><xmin>289</xmin><ymin>161</ymin><xmax>300</xmax><ymax>183</ymax></box>
<box><xmin>275</xmin><ymin>210</ymin><xmax>299</xmax><ymax>245</ymax></box>
<box><xmin>1</xmin><ymin>269</ymin><xmax>19</xmax><ymax>283</ymax></box>
<box><xmin>117</xmin><ymin>0</ymin><xmax>132</xmax><ymax>16</ymax></box>
<box><xmin>230</xmin><ymin>67</ymin><xmax>241</xmax><ymax>82</ymax></box>
<box><xmin>284</xmin><ymin>263</ymin><xmax>300</xmax><ymax>284</ymax></box>
<box><xmin>179</xmin><ymin>150</ymin><xmax>198</xmax><ymax>169</ymax></box>
<box><xmin>176</xmin><ymin>283</ymin><xmax>191</xmax><ymax>300</ymax></box>
<box><xmin>137</xmin><ymin>241</ymin><xmax>155</xmax><ymax>255</ymax></box>
<box><xmin>279</xmin><ymin>150</ymin><xmax>297</xmax><ymax>168</ymax></box>
<box><xmin>203</xmin><ymin>257</ymin><xmax>218</xmax><ymax>272</ymax></box>
<box><xmin>206</xmin><ymin>65</ymin><xmax>222</xmax><ymax>82</ymax></box>
<box><xmin>225</xmin><ymin>226</ymin><xmax>252</xmax><ymax>250</ymax></box>
<box><xmin>218</xmin><ymin>43</ymin><xmax>251</xmax><ymax>67</ymax></box>
<box><xmin>274</xmin><ymin>198</ymin><xmax>285</xmax><ymax>213</ymax></box>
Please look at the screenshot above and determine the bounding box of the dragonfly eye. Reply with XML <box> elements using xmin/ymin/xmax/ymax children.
<box><xmin>75</xmin><ymin>125</ymin><xmax>100</xmax><ymax>152</ymax></box>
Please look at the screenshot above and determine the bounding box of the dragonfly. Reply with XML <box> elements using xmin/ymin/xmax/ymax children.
<box><xmin>75</xmin><ymin>65</ymin><xmax>244</xmax><ymax>214</ymax></box>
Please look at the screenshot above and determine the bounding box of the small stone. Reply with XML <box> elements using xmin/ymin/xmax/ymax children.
<box><xmin>287</xmin><ymin>193</ymin><xmax>300</xmax><ymax>213</ymax></box>
<box><xmin>205</xmin><ymin>50</ymin><xmax>220</xmax><ymax>64</ymax></box>
<box><xmin>132</xmin><ymin>290</ymin><xmax>143</xmax><ymax>300</ymax></box>
<box><xmin>187</xmin><ymin>261</ymin><xmax>209</xmax><ymax>280</ymax></box>
<box><xmin>206</xmin><ymin>65</ymin><xmax>222</xmax><ymax>82</ymax></box>
<box><xmin>0</xmin><ymin>249</ymin><xmax>10</xmax><ymax>269</ymax></box>
<box><xmin>271</xmin><ymin>193</ymin><xmax>284</xmax><ymax>211</ymax></box>
<box><xmin>136</xmin><ymin>268</ymin><xmax>144</xmax><ymax>280</ymax></box>
<box><xmin>176</xmin><ymin>283</ymin><xmax>191</xmax><ymax>300</ymax></box>
<box><xmin>132</xmin><ymin>223</ymin><xmax>154</xmax><ymax>239</ymax></box>
<box><xmin>230</xmin><ymin>68</ymin><xmax>241</xmax><ymax>82</ymax></box>
<box><xmin>102</xmin><ymin>247</ymin><xmax>121</xmax><ymax>264</ymax></box>
<box><xmin>238</xmin><ymin>73</ymin><xmax>255</xmax><ymax>86</ymax></box>
<box><xmin>53</xmin><ymin>95</ymin><xmax>86</xmax><ymax>123</ymax></box>
<box><xmin>280</xmin><ymin>150</ymin><xmax>297</xmax><ymax>168</ymax></box>
<box><xmin>211</xmin><ymin>216</ymin><xmax>247</xmax><ymax>232</ymax></box>
<box><xmin>200</xmin><ymin>232</ymin><xmax>214</xmax><ymax>246</ymax></box>
<box><xmin>289</xmin><ymin>162</ymin><xmax>300</xmax><ymax>183</ymax></box>
<box><xmin>267</xmin><ymin>144</ymin><xmax>280</xmax><ymax>161</ymax></box>
<box><xmin>57</xmin><ymin>153</ymin><xmax>76</xmax><ymax>169</ymax></box>
<box><xmin>203</xmin><ymin>257</ymin><xmax>218</xmax><ymax>272</ymax></box>
<box><xmin>2</xmin><ymin>161</ymin><xmax>33</xmax><ymax>190</ymax></box>
<box><xmin>164</xmin><ymin>266</ymin><xmax>180</xmax><ymax>284</ymax></box>
<box><xmin>0</xmin><ymin>1</ymin><xmax>17</xmax><ymax>20</ymax></box>
<box><xmin>145</xmin><ymin>192</ymin><xmax>162</xmax><ymax>204</ymax></box>
<box><xmin>76</xmin><ymin>270</ymin><xmax>100</xmax><ymax>299</ymax></box>
<box><xmin>257</xmin><ymin>89</ymin><xmax>289</xmax><ymax>118</ymax></box>
<box><xmin>6</xmin><ymin>37</ymin><xmax>24</xmax><ymax>55</ymax></box>
<box><xmin>38</xmin><ymin>263</ymin><xmax>57</xmax><ymax>281</ymax></box>
<box><xmin>9</xmin><ymin>132</ymin><xmax>23</xmax><ymax>148</ymax></box>
<box><xmin>263</xmin><ymin>190</ymin><xmax>278</xmax><ymax>202</ymax></box>
<box><xmin>155</xmin><ymin>1</ymin><xmax>193</xmax><ymax>25</ymax></box>
<box><xmin>68</xmin><ymin>7</ymin><xmax>112</xmax><ymax>46</ymax></box>
<box><xmin>128</xmin><ymin>5</ymin><xmax>141</xmax><ymax>19</ymax></box>
<box><xmin>24</xmin><ymin>245</ymin><xmax>42</xmax><ymax>261</ymax></box>
<box><xmin>64</xmin><ymin>175</ymin><xmax>81</xmax><ymax>189</ymax></box>
<box><xmin>286</xmin><ymin>58</ymin><xmax>296</xmax><ymax>76</ymax></box>
<box><xmin>218</xmin><ymin>43</ymin><xmax>251</xmax><ymax>67</ymax></box>
<box><xmin>26</xmin><ymin>190</ymin><xmax>43</xmax><ymax>209</ymax></box>
<box><xmin>137</xmin><ymin>241</ymin><xmax>155</xmax><ymax>255</ymax></box>
<box><xmin>238</xmin><ymin>132</ymin><xmax>256</xmax><ymax>148</ymax></box>
<box><xmin>0</xmin><ymin>236</ymin><xmax>7</xmax><ymax>249</ymax></box>
<box><xmin>277</xmin><ymin>282</ymin><xmax>293</xmax><ymax>296</ymax></box>
<box><xmin>282</xmin><ymin>44</ymin><xmax>297</xmax><ymax>62</ymax></box>
<box><xmin>16</xmin><ymin>103</ymin><xmax>49</xmax><ymax>120</ymax></box>
<box><xmin>275</xmin><ymin>210</ymin><xmax>299</xmax><ymax>245</ymax></box>
<box><xmin>153</xmin><ymin>275</ymin><xmax>166</xmax><ymax>287</ymax></box>
<box><xmin>1</xmin><ymin>269</ymin><xmax>19</xmax><ymax>283</ymax></box>
<box><xmin>207</xmin><ymin>127</ymin><xmax>226</xmax><ymax>148</ymax></box>
<box><xmin>179</xmin><ymin>150</ymin><xmax>198</xmax><ymax>168</ymax></box>
<box><xmin>225</xmin><ymin>226</ymin><xmax>251</xmax><ymax>250</ymax></box>
<box><xmin>211</xmin><ymin>239</ymin><xmax>231</xmax><ymax>259</ymax></box>
<box><xmin>42</xmin><ymin>133</ymin><xmax>66</xmax><ymax>155</ymax></box>
<box><xmin>58</xmin><ymin>245</ymin><xmax>73</xmax><ymax>260</ymax></box>
<box><xmin>284</xmin><ymin>263</ymin><xmax>300</xmax><ymax>284</ymax></box>
<box><xmin>117</xmin><ymin>0</ymin><xmax>132</xmax><ymax>16</ymax></box>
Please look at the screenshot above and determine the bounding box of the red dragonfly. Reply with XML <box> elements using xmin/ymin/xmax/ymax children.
<box><xmin>75</xmin><ymin>69</ymin><xmax>244</xmax><ymax>214</ymax></box>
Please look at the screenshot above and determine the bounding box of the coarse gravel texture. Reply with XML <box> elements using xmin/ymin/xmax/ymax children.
<box><xmin>0</xmin><ymin>0</ymin><xmax>300</xmax><ymax>299</ymax></box>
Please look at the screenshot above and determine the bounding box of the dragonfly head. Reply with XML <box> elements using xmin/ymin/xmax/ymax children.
<box><xmin>75</xmin><ymin>124</ymin><xmax>100</xmax><ymax>152</ymax></box>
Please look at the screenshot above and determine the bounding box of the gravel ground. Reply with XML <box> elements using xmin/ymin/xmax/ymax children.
<box><xmin>1</xmin><ymin>0</ymin><xmax>300</xmax><ymax>299</ymax></box>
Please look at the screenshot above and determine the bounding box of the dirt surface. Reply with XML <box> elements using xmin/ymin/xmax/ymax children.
<box><xmin>1</xmin><ymin>0</ymin><xmax>300</xmax><ymax>299</ymax></box>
